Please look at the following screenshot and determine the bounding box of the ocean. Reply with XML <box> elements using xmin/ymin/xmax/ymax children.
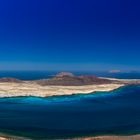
<box><xmin>0</xmin><ymin>71</ymin><xmax>139</xmax><ymax>139</ymax></box>
<box><xmin>0</xmin><ymin>71</ymin><xmax>140</xmax><ymax>80</ymax></box>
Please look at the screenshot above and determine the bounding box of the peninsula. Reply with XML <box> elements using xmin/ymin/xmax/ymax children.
<box><xmin>0</xmin><ymin>72</ymin><xmax>139</xmax><ymax>98</ymax></box>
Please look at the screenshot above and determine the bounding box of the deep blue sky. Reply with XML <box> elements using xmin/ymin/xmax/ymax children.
<box><xmin>0</xmin><ymin>0</ymin><xmax>140</xmax><ymax>71</ymax></box>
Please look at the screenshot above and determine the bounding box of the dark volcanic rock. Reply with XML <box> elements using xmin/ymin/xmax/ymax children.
<box><xmin>0</xmin><ymin>78</ymin><xmax>22</xmax><ymax>83</ymax></box>
<box><xmin>36</xmin><ymin>72</ymin><xmax>112</xmax><ymax>86</ymax></box>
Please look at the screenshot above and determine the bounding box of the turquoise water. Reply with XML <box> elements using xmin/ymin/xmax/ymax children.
<box><xmin>0</xmin><ymin>85</ymin><xmax>140</xmax><ymax>139</ymax></box>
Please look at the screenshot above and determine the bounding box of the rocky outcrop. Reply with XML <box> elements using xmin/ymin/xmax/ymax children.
<box><xmin>0</xmin><ymin>72</ymin><xmax>139</xmax><ymax>86</ymax></box>
<box><xmin>0</xmin><ymin>78</ymin><xmax>22</xmax><ymax>83</ymax></box>
<box><xmin>36</xmin><ymin>72</ymin><xmax>113</xmax><ymax>86</ymax></box>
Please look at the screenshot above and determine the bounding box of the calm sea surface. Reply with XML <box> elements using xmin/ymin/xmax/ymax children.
<box><xmin>0</xmin><ymin>71</ymin><xmax>140</xmax><ymax>80</ymax></box>
<box><xmin>0</xmin><ymin>71</ymin><xmax>139</xmax><ymax>139</ymax></box>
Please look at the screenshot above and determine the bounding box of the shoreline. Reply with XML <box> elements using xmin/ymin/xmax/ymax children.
<box><xmin>0</xmin><ymin>133</ymin><xmax>31</xmax><ymax>140</ymax></box>
<box><xmin>0</xmin><ymin>82</ymin><xmax>124</xmax><ymax>98</ymax></box>
<box><xmin>0</xmin><ymin>134</ymin><xmax>140</xmax><ymax>140</ymax></box>
<box><xmin>74</xmin><ymin>135</ymin><xmax>140</xmax><ymax>140</ymax></box>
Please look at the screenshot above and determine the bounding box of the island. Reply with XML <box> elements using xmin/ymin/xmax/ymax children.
<box><xmin>0</xmin><ymin>72</ymin><xmax>139</xmax><ymax>98</ymax></box>
<box><xmin>0</xmin><ymin>72</ymin><xmax>140</xmax><ymax>139</ymax></box>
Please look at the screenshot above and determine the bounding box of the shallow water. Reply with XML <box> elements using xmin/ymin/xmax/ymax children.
<box><xmin>0</xmin><ymin>85</ymin><xmax>140</xmax><ymax>139</ymax></box>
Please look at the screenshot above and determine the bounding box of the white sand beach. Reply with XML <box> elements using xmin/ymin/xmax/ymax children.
<box><xmin>0</xmin><ymin>82</ymin><xmax>124</xmax><ymax>98</ymax></box>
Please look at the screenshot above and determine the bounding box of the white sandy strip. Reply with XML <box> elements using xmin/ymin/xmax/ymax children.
<box><xmin>0</xmin><ymin>138</ymin><xmax>7</xmax><ymax>140</ymax></box>
<box><xmin>0</xmin><ymin>82</ymin><xmax>124</xmax><ymax>98</ymax></box>
<box><xmin>99</xmin><ymin>77</ymin><xmax>140</xmax><ymax>81</ymax></box>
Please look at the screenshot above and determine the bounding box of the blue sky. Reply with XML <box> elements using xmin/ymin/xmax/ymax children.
<box><xmin>0</xmin><ymin>0</ymin><xmax>140</xmax><ymax>71</ymax></box>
